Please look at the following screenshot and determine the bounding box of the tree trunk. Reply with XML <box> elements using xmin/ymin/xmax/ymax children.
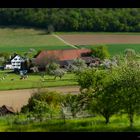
<box><xmin>72</xmin><ymin>113</ymin><xmax>76</xmax><ymax>118</ymax></box>
<box><xmin>50</xmin><ymin>112</ymin><xmax>53</xmax><ymax>120</ymax></box>
<box><xmin>62</xmin><ymin>113</ymin><xmax>66</xmax><ymax>124</ymax></box>
<box><xmin>129</xmin><ymin>114</ymin><xmax>133</xmax><ymax>128</ymax></box>
<box><xmin>105</xmin><ymin>116</ymin><xmax>110</xmax><ymax>124</ymax></box>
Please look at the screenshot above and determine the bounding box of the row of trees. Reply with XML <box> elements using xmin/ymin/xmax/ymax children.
<box><xmin>0</xmin><ymin>8</ymin><xmax>139</xmax><ymax>32</ymax></box>
<box><xmin>76</xmin><ymin>51</ymin><xmax>140</xmax><ymax>127</ymax></box>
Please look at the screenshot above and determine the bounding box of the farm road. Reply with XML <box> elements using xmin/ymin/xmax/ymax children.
<box><xmin>52</xmin><ymin>34</ymin><xmax>78</xmax><ymax>49</ymax></box>
<box><xmin>0</xmin><ymin>86</ymin><xmax>80</xmax><ymax>112</ymax></box>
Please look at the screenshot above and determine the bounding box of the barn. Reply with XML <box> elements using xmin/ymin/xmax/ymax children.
<box><xmin>34</xmin><ymin>49</ymin><xmax>92</xmax><ymax>69</ymax></box>
<box><xmin>0</xmin><ymin>105</ymin><xmax>15</xmax><ymax>116</ymax></box>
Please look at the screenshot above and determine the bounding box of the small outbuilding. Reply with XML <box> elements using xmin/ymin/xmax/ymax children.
<box><xmin>0</xmin><ymin>105</ymin><xmax>15</xmax><ymax>116</ymax></box>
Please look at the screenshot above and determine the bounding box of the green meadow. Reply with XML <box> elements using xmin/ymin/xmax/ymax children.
<box><xmin>0</xmin><ymin>28</ymin><xmax>139</xmax><ymax>56</ymax></box>
<box><xmin>0</xmin><ymin>28</ymin><xmax>72</xmax><ymax>53</ymax></box>
<box><xmin>0</xmin><ymin>70</ymin><xmax>77</xmax><ymax>90</ymax></box>
<box><xmin>1</xmin><ymin>114</ymin><xmax>140</xmax><ymax>132</ymax></box>
<box><xmin>77</xmin><ymin>44</ymin><xmax>140</xmax><ymax>56</ymax></box>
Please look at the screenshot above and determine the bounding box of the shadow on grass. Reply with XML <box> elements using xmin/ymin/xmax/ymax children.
<box><xmin>5</xmin><ymin>117</ymin><xmax>140</xmax><ymax>132</ymax></box>
<box><xmin>37</xmin><ymin>32</ymin><xmax>48</xmax><ymax>35</ymax></box>
<box><xmin>122</xmin><ymin>126</ymin><xmax>140</xmax><ymax>132</ymax></box>
<box><xmin>41</xmin><ymin>78</ymin><xmax>76</xmax><ymax>82</ymax></box>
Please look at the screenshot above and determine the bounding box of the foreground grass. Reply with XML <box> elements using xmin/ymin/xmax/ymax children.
<box><xmin>0</xmin><ymin>70</ymin><xmax>77</xmax><ymax>90</ymax></box>
<box><xmin>77</xmin><ymin>44</ymin><xmax>140</xmax><ymax>56</ymax></box>
<box><xmin>1</xmin><ymin>114</ymin><xmax>140</xmax><ymax>132</ymax></box>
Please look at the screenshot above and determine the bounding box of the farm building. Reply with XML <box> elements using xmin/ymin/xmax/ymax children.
<box><xmin>5</xmin><ymin>54</ymin><xmax>27</xmax><ymax>71</ymax></box>
<box><xmin>11</xmin><ymin>55</ymin><xmax>25</xmax><ymax>70</ymax></box>
<box><xmin>0</xmin><ymin>105</ymin><xmax>15</xmax><ymax>116</ymax></box>
<box><xmin>34</xmin><ymin>49</ymin><xmax>92</xmax><ymax>69</ymax></box>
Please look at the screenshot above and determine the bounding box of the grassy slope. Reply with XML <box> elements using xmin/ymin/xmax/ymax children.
<box><xmin>0</xmin><ymin>28</ymin><xmax>72</xmax><ymax>53</ymax></box>
<box><xmin>0</xmin><ymin>70</ymin><xmax>77</xmax><ymax>90</ymax></box>
<box><xmin>1</xmin><ymin>114</ymin><xmax>140</xmax><ymax>132</ymax></box>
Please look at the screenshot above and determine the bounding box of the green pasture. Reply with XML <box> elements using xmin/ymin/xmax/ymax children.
<box><xmin>0</xmin><ymin>70</ymin><xmax>77</xmax><ymax>90</ymax></box>
<box><xmin>77</xmin><ymin>44</ymin><xmax>140</xmax><ymax>56</ymax></box>
<box><xmin>1</xmin><ymin>114</ymin><xmax>140</xmax><ymax>132</ymax></box>
<box><xmin>0</xmin><ymin>28</ymin><xmax>72</xmax><ymax>53</ymax></box>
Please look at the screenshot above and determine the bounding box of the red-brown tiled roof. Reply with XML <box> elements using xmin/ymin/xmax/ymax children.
<box><xmin>35</xmin><ymin>49</ymin><xmax>91</xmax><ymax>64</ymax></box>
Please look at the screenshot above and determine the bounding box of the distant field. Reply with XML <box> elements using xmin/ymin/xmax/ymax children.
<box><xmin>0</xmin><ymin>28</ymin><xmax>140</xmax><ymax>56</ymax></box>
<box><xmin>77</xmin><ymin>44</ymin><xmax>140</xmax><ymax>56</ymax></box>
<box><xmin>0</xmin><ymin>28</ymin><xmax>72</xmax><ymax>53</ymax></box>
<box><xmin>57</xmin><ymin>33</ymin><xmax>140</xmax><ymax>55</ymax></box>
<box><xmin>56</xmin><ymin>32</ymin><xmax>140</xmax><ymax>35</ymax></box>
<box><xmin>58</xmin><ymin>34</ymin><xmax>140</xmax><ymax>45</ymax></box>
<box><xmin>0</xmin><ymin>70</ymin><xmax>77</xmax><ymax>90</ymax></box>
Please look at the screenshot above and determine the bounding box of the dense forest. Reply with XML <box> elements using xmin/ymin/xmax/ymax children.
<box><xmin>0</xmin><ymin>8</ymin><xmax>140</xmax><ymax>32</ymax></box>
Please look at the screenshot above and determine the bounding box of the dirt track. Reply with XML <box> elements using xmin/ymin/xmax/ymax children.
<box><xmin>59</xmin><ymin>34</ymin><xmax>140</xmax><ymax>45</ymax></box>
<box><xmin>0</xmin><ymin>86</ymin><xmax>80</xmax><ymax>112</ymax></box>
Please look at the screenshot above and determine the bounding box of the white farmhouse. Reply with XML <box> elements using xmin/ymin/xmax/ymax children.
<box><xmin>11</xmin><ymin>55</ymin><xmax>25</xmax><ymax>70</ymax></box>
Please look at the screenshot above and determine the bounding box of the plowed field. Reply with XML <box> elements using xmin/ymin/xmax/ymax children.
<box><xmin>58</xmin><ymin>34</ymin><xmax>140</xmax><ymax>45</ymax></box>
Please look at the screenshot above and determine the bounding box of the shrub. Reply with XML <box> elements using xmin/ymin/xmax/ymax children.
<box><xmin>73</xmin><ymin>58</ymin><xmax>87</xmax><ymax>68</ymax></box>
<box><xmin>46</xmin><ymin>62</ymin><xmax>60</xmax><ymax>75</ymax></box>
<box><xmin>60</xmin><ymin>94</ymin><xmax>84</xmax><ymax>118</ymax></box>
<box><xmin>124</xmin><ymin>49</ymin><xmax>136</xmax><ymax>58</ymax></box>
<box><xmin>91</xmin><ymin>46</ymin><xmax>110</xmax><ymax>60</ymax></box>
<box><xmin>67</xmin><ymin>58</ymin><xmax>87</xmax><ymax>73</ymax></box>
<box><xmin>47</xmin><ymin>25</ymin><xmax>55</xmax><ymax>34</ymax></box>
<box><xmin>51</xmin><ymin>68</ymin><xmax>66</xmax><ymax>80</ymax></box>
<box><xmin>21</xmin><ymin>90</ymin><xmax>62</xmax><ymax>119</ymax></box>
<box><xmin>124</xmin><ymin>49</ymin><xmax>137</xmax><ymax>63</ymax></box>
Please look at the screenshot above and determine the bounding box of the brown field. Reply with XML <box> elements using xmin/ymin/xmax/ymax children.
<box><xmin>58</xmin><ymin>34</ymin><xmax>140</xmax><ymax>45</ymax></box>
<box><xmin>0</xmin><ymin>86</ymin><xmax>80</xmax><ymax>112</ymax></box>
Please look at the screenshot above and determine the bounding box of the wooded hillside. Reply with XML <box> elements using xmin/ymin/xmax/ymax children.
<box><xmin>0</xmin><ymin>8</ymin><xmax>140</xmax><ymax>32</ymax></box>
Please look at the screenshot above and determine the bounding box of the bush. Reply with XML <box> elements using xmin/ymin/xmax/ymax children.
<box><xmin>67</xmin><ymin>58</ymin><xmax>87</xmax><ymax>73</ymax></box>
<box><xmin>91</xmin><ymin>46</ymin><xmax>110</xmax><ymax>60</ymax></box>
<box><xmin>46</xmin><ymin>62</ymin><xmax>60</xmax><ymax>75</ymax></box>
<box><xmin>124</xmin><ymin>49</ymin><xmax>136</xmax><ymax>60</ymax></box>
<box><xmin>47</xmin><ymin>25</ymin><xmax>55</xmax><ymax>34</ymax></box>
<box><xmin>21</xmin><ymin>90</ymin><xmax>62</xmax><ymax>120</ymax></box>
<box><xmin>60</xmin><ymin>94</ymin><xmax>84</xmax><ymax>118</ymax></box>
<box><xmin>73</xmin><ymin>58</ymin><xmax>87</xmax><ymax>68</ymax></box>
<box><xmin>51</xmin><ymin>68</ymin><xmax>66</xmax><ymax>80</ymax></box>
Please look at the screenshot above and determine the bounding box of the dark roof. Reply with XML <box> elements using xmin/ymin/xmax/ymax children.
<box><xmin>0</xmin><ymin>105</ymin><xmax>15</xmax><ymax>116</ymax></box>
<box><xmin>10</xmin><ymin>54</ymin><xmax>26</xmax><ymax>61</ymax></box>
<box><xmin>81</xmin><ymin>57</ymin><xmax>94</xmax><ymax>63</ymax></box>
<box><xmin>58</xmin><ymin>60</ymin><xmax>73</xmax><ymax>66</ymax></box>
<box><xmin>2</xmin><ymin>105</ymin><xmax>15</xmax><ymax>113</ymax></box>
